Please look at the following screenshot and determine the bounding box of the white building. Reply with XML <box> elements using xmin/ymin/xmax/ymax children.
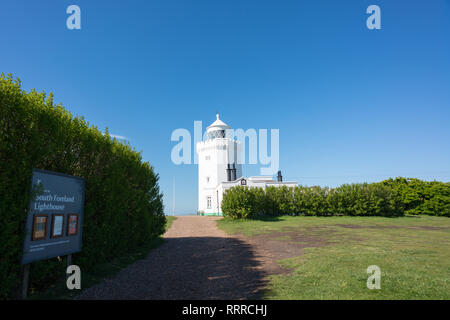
<box><xmin>196</xmin><ymin>114</ymin><xmax>298</xmax><ymax>216</ymax></box>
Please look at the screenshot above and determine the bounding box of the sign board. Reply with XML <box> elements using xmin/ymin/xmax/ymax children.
<box><xmin>21</xmin><ymin>169</ymin><xmax>85</xmax><ymax>264</ymax></box>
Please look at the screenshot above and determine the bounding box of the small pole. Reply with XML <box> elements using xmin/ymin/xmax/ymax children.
<box><xmin>22</xmin><ymin>264</ymin><xmax>30</xmax><ymax>300</ymax></box>
<box><xmin>66</xmin><ymin>254</ymin><xmax>72</xmax><ymax>287</ymax></box>
<box><xmin>172</xmin><ymin>176</ymin><xmax>175</xmax><ymax>216</ymax></box>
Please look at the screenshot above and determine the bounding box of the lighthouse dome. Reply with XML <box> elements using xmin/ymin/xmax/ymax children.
<box><xmin>206</xmin><ymin>113</ymin><xmax>230</xmax><ymax>139</ymax></box>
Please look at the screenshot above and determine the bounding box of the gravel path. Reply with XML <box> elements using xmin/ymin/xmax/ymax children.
<box><xmin>76</xmin><ymin>216</ymin><xmax>267</xmax><ymax>300</ymax></box>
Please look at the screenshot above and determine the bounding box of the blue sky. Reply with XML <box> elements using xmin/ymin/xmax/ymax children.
<box><xmin>1</xmin><ymin>0</ymin><xmax>449</xmax><ymax>214</ymax></box>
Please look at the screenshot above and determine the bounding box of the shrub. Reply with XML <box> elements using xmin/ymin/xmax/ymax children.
<box><xmin>0</xmin><ymin>74</ymin><xmax>165</xmax><ymax>298</ymax></box>
<box><xmin>252</xmin><ymin>187</ymin><xmax>268</xmax><ymax>217</ymax></box>
<box><xmin>264</xmin><ymin>187</ymin><xmax>281</xmax><ymax>216</ymax></box>
<box><xmin>221</xmin><ymin>179</ymin><xmax>447</xmax><ymax>220</ymax></box>
<box><xmin>294</xmin><ymin>186</ymin><xmax>329</xmax><ymax>216</ymax></box>
<box><xmin>274</xmin><ymin>186</ymin><xmax>296</xmax><ymax>215</ymax></box>
<box><xmin>221</xmin><ymin>186</ymin><xmax>259</xmax><ymax>219</ymax></box>
<box><xmin>381</xmin><ymin>178</ymin><xmax>450</xmax><ymax>217</ymax></box>
<box><xmin>327</xmin><ymin>183</ymin><xmax>403</xmax><ymax>217</ymax></box>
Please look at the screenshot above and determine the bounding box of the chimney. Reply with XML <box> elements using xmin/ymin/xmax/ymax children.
<box><xmin>226</xmin><ymin>164</ymin><xmax>232</xmax><ymax>182</ymax></box>
<box><xmin>231</xmin><ymin>163</ymin><xmax>237</xmax><ymax>181</ymax></box>
<box><xmin>277</xmin><ymin>170</ymin><xmax>282</xmax><ymax>182</ymax></box>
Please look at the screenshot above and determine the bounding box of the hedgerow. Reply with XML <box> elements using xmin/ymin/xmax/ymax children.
<box><xmin>221</xmin><ymin>179</ymin><xmax>449</xmax><ymax>219</ymax></box>
<box><xmin>380</xmin><ymin>177</ymin><xmax>450</xmax><ymax>216</ymax></box>
<box><xmin>0</xmin><ymin>74</ymin><xmax>165</xmax><ymax>298</ymax></box>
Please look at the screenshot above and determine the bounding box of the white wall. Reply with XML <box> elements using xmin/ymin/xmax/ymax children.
<box><xmin>197</xmin><ymin>138</ymin><xmax>241</xmax><ymax>214</ymax></box>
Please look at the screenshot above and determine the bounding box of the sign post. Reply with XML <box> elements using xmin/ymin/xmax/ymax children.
<box><xmin>21</xmin><ymin>169</ymin><xmax>85</xmax><ymax>298</ymax></box>
<box><xmin>21</xmin><ymin>265</ymin><xmax>30</xmax><ymax>300</ymax></box>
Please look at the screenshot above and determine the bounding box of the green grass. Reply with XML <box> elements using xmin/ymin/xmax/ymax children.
<box><xmin>165</xmin><ymin>215</ymin><xmax>176</xmax><ymax>231</ymax></box>
<box><xmin>217</xmin><ymin>215</ymin><xmax>450</xmax><ymax>299</ymax></box>
<box><xmin>29</xmin><ymin>216</ymin><xmax>177</xmax><ymax>300</ymax></box>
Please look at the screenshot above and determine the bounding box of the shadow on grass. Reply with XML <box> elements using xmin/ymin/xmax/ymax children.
<box><xmin>250</xmin><ymin>214</ymin><xmax>411</xmax><ymax>220</ymax></box>
<box><xmin>220</xmin><ymin>215</ymin><xmax>283</xmax><ymax>222</ymax></box>
<box><xmin>249</xmin><ymin>215</ymin><xmax>284</xmax><ymax>222</ymax></box>
<box><xmin>219</xmin><ymin>215</ymin><xmax>283</xmax><ymax>222</ymax></box>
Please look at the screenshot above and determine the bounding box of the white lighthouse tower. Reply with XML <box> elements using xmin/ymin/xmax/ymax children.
<box><xmin>196</xmin><ymin>113</ymin><xmax>242</xmax><ymax>215</ymax></box>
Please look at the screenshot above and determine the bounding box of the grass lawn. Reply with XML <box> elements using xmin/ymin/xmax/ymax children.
<box><xmin>217</xmin><ymin>215</ymin><xmax>450</xmax><ymax>300</ymax></box>
<box><xmin>165</xmin><ymin>215</ymin><xmax>176</xmax><ymax>231</ymax></box>
<box><xmin>30</xmin><ymin>216</ymin><xmax>177</xmax><ymax>300</ymax></box>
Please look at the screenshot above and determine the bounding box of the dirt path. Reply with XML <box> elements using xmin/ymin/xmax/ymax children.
<box><xmin>76</xmin><ymin>216</ymin><xmax>267</xmax><ymax>300</ymax></box>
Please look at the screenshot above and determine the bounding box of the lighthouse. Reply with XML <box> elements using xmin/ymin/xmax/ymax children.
<box><xmin>196</xmin><ymin>113</ymin><xmax>242</xmax><ymax>215</ymax></box>
<box><xmin>196</xmin><ymin>113</ymin><xmax>298</xmax><ymax>216</ymax></box>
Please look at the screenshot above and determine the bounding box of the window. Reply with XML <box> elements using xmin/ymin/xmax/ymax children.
<box><xmin>207</xmin><ymin>196</ymin><xmax>212</xmax><ymax>209</ymax></box>
<box><xmin>208</xmin><ymin>130</ymin><xmax>225</xmax><ymax>139</ymax></box>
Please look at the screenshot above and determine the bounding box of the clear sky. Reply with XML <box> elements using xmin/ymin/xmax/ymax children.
<box><xmin>1</xmin><ymin>0</ymin><xmax>449</xmax><ymax>214</ymax></box>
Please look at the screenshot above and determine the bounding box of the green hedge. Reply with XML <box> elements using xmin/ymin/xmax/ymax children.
<box><xmin>0</xmin><ymin>74</ymin><xmax>166</xmax><ymax>299</ymax></box>
<box><xmin>380</xmin><ymin>177</ymin><xmax>450</xmax><ymax>216</ymax></box>
<box><xmin>221</xmin><ymin>179</ymin><xmax>449</xmax><ymax>219</ymax></box>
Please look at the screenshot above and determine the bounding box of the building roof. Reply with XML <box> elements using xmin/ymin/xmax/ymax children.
<box><xmin>207</xmin><ymin>113</ymin><xmax>231</xmax><ymax>131</ymax></box>
<box><xmin>248</xmin><ymin>176</ymin><xmax>276</xmax><ymax>182</ymax></box>
<box><xmin>219</xmin><ymin>176</ymin><xmax>298</xmax><ymax>187</ymax></box>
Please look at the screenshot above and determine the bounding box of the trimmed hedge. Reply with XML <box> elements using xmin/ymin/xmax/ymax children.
<box><xmin>380</xmin><ymin>177</ymin><xmax>450</xmax><ymax>216</ymax></box>
<box><xmin>0</xmin><ymin>74</ymin><xmax>166</xmax><ymax>298</ymax></box>
<box><xmin>221</xmin><ymin>179</ymin><xmax>450</xmax><ymax>219</ymax></box>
